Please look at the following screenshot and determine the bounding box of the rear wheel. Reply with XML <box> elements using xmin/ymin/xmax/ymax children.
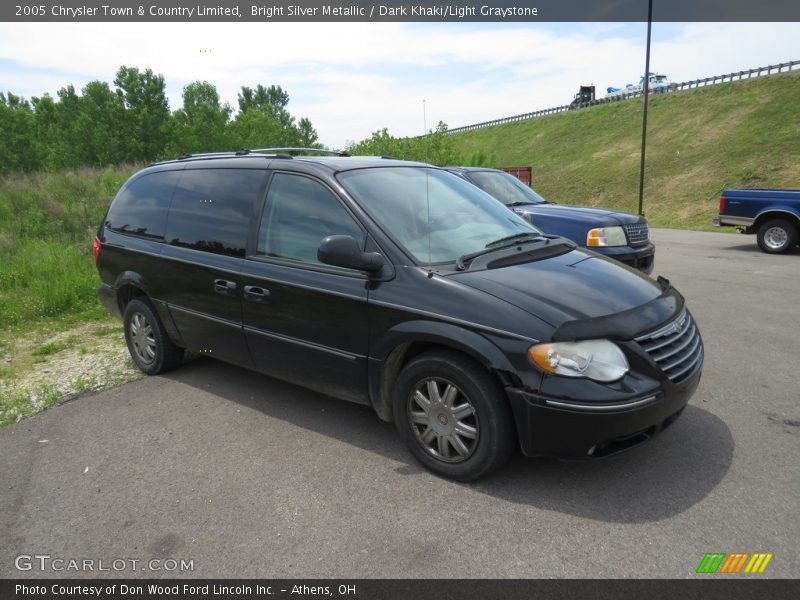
<box><xmin>393</xmin><ymin>350</ymin><xmax>516</xmax><ymax>481</ymax></box>
<box><xmin>756</xmin><ymin>218</ymin><xmax>798</xmax><ymax>254</ymax></box>
<box><xmin>123</xmin><ymin>298</ymin><xmax>184</xmax><ymax>375</ymax></box>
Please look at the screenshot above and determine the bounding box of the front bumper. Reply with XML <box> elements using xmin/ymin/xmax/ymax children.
<box><xmin>593</xmin><ymin>242</ymin><xmax>655</xmax><ymax>274</ymax></box>
<box><xmin>505</xmin><ymin>366</ymin><xmax>701</xmax><ymax>458</ymax></box>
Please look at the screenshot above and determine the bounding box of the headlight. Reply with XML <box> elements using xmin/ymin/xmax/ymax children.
<box><xmin>587</xmin><ymin>226</ymin><xmax>627</xmax><ymax>247</ymax></box>
<box><xmin>528</xmin><ymin>340</ymin><xmax>629</xmax><ymax>382</ymax></box>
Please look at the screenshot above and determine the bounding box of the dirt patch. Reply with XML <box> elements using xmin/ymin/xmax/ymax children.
<box><xmin>0</xmin><ymin>319</ymin><xmax>144</xmax><ymax>426</ymax></box>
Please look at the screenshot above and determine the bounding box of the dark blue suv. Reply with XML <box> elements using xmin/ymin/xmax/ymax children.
<box><xmin>447</xmin><ymin>167</ymin><xmax>655</xmax><ymax>274</ymax></box>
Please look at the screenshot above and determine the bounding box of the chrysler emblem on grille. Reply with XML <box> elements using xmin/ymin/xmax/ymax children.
<box><xmin>665</xmin><ymin>313</ymin><xmax>687</xmax><ymax>336</ymax></box>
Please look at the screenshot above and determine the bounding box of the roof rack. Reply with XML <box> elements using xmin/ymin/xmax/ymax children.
<box><xmin>177</xmin><ymin>151</ymin><xmax>246</xmax><ymax>160</ymax></box>
<box><xmin>172</xmin><ymin>150</ymin><xmax>294</xmax><ymax>161</ymax></box>
<box><xmin>165</xmin><ymin>147</ymin><xmax>348</xmax><ymax>164</ymax></box>
<box><xmin>246</xmin><ymin>147</ymin><xmax>350</xmax><ymax>157</ymax></box>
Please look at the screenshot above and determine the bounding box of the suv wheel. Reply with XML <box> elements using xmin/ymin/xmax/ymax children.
<box><xmin>757</xmin><ymin>218</ymin><xmax>798</xmax><ymax>254</ymax></box>
<box><xmin>393</xmin><ymin>350</ymin><xmax>515</xmax><ymax>481</ymax></box>
<box><xmin>123</xmin><ymin>298</ymin><xmax>184</xmax><ymax>375</ymax></box>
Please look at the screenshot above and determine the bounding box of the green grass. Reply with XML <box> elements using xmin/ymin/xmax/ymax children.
<box><xmin>91</xmin><ymin>325</ymin><xmax>121</xmax><ymax>337</ymax></box>
<box><xmin>32</xmin><ymin>341</ymin><xmax>68</xmax><ymax>356</ymax></box>
<box><xmin>0</xmin><ymin>383</ymin><xmax>61</xmax><ymax>428</ymax></box>
<box><xmin>2</xmin><ymin>76</ymin><xmax>799</xmax><ymax>330</ymax></box>
<box><xmin>447</xmin><ymin>73</ymin><xmax>800</xmax><ymax>230</ymax></box>
<box><xmin>0</xmin><ymin>164</ymin><xmax>137</xmax><ymax>328</ymax></box>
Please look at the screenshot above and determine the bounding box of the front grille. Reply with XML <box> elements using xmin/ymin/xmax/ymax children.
<box><xmin>635</xmin><ymin>309</ymin><xmax>703</xmax><ymax>383</ymax></box>
<box><xmin>623</xmin><ymin>221</ymin><xmax>650</xmax><ymax>246</ymax></box>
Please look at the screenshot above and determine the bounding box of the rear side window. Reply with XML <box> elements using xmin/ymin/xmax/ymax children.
<box><xmin>105</xmin><ymin>171</ymin><xmax>180</xmax><ymax>240</ymax></box>
<box><xmin>257</xmin><ymin>173</ymin><xmax>365</xmax><ymax>264</ymax></box>
<box><xmin>166</xmin><ymin>169</ymin><xmax>267</xmax><ymax>257</ymax></box>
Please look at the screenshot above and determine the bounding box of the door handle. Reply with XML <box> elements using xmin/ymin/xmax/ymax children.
<box><xmin>243</xmin><ymin>285</ymin><xmax>270</xmax><ymax>302</ymax></box>
<box><xmin>214</xmin><ymin>279</ymin><xmax>237</xmax><ymax>295</ymax></box>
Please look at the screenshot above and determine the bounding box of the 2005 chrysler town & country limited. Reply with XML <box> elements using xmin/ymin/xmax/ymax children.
<box><xmin>95</xmin><ymin>152</ymin><xmax>704</xmax><ymax>481</ymax></box>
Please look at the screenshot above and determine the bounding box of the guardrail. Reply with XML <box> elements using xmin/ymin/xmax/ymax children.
<box><xmin>446</xmin><ymin>60</ymin><xmax>800</xmax><ymax>135</ymax></box>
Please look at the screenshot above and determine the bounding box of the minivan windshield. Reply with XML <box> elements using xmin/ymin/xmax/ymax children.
<box><xmin>467</xmin><ymin>170</ymin><xmax>549</xmax><ymax>206</ymax></box>
<box><xmin>338</xmin><ymin>167</ymin><xmax>542</xmax><ymax>265</ymax></box>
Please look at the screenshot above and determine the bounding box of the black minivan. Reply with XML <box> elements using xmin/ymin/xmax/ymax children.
<box><xmin>96</xmin><ymin>152</ymin><xmax>704</xmax><ymax>481</ymax></box>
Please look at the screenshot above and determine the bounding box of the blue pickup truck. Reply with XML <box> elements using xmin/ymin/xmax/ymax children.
<box><xmin>715</xmin><ymin>188</ymin><xmax>800</xmax><ymax>254</ymax></box>
<box><xmin>446</xmin><ymin>167</ymin><xmax>655</xmax><ymax>273</ymax></box>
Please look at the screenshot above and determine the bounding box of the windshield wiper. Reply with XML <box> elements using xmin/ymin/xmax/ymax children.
<box><xmin>484</xmin><ymin>232</ymin><xmax>543</xmax><ymax>248</ymax></box>
<box><xmin>455</xmin><ymin>232</ymin><xmax>545</xmax><ymax>271</ymax></box>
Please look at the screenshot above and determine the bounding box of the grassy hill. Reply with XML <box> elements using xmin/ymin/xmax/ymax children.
<box><xmin>448</xmin><ymin>72</ymin><xmax>800</xmax><ymax>230</ymax></box>
<box><xmin>0</xmin><ymin>165</ymin><xmax>136</xmax><ymax>329</ymax></box>
<box><xmin>1</xmin><ymin>73</ymin><xmax>798</xmax><ymax>327</ymax></box>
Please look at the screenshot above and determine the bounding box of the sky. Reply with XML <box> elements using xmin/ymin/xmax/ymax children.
<box><xmin>0</xmin><ymin>21</ymin><xmax>798</xmax><ymax>149</ymax></box>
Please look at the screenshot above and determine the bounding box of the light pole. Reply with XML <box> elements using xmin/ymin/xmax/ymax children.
<box><xmin>637</xmin><ymin>0</ymin><xmax>654</xmax><ymax>216</ymax></box>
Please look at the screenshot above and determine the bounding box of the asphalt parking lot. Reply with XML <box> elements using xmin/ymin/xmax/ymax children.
<box><xmin>1</xmin><ymin>229</ymin><xmax>798</xmax><ymax>579</ymax></box>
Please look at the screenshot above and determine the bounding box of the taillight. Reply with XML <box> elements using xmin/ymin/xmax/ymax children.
<box><xmin>93</xmin><ymin>237</ymin><xmax>102</xmax><ymax>265</ymax></box>
<box><xmin>719</xmin><ymin>196</ymin><xmax>727</xmax><ymax>214</ymax></box>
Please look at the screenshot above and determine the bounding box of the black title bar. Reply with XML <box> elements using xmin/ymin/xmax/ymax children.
<box><xmin>3</xmin><ymin>579</ymin><xmax>800</xmax><ymax>600</ymax></box>
<box><xmin>3</xmin><ymin>1</ymin><xmax>800</xmax><ymax>22</ymax></box>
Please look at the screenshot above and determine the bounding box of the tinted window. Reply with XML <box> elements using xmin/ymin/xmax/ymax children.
<box><xmin>166</xmin><ymin>169</ymin><xmax>267</xmax><ymax>257</ymax></box>
<box><xmin>105</xmin><ymin>170</ymin><xmax>180</xmax><ymax>240</ymax></box>
<box><xmin>257</xmin><ymin>173</ymin><xmax>365</xmax><ymax>264</ymax></box>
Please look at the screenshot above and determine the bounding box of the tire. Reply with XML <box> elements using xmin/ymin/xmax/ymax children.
<box><xmin>123</xmin><ymin>297</ymin><xmax>184</xmax><ymax>375</ymax></box>
<box><xmin>392</xmin><ymin>350</ymin><xmax>516</xmax><ymax>481</ymax></box>
<box><xmin>756</xmin><ymin>218</ymin><xmax>798</xmax><ymax>254</ymax></box>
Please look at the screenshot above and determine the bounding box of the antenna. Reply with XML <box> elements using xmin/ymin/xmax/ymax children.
<box><xmin>423</xmin><ymin>99</ymin><xmax>433</xmax><ymax>278</ymax></box>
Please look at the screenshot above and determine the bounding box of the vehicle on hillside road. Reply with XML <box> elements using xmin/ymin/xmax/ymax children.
<box><xmin>606</xmin><ymin>72</ymin><xmax>676</xmax><ymax>98</ymax></box>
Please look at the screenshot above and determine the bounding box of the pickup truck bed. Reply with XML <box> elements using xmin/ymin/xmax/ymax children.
<box><xmin>716</xmin><ymin>188</ymin><xmax>800</xmax><ymax>254</ymax></box>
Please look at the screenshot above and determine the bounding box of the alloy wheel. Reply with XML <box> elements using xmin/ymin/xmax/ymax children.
<box><xmin>408</xmin><ymin>378</ymin><xmax>480</xmax><ymax>463</ymax></box>
<box><xmin>129</xmin><ymin>312</ymin><xmax>156</xmax><ymax>365</ymax></box>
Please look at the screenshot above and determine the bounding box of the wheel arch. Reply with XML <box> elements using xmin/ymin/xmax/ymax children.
<box><xmin>114</xmin><ymin>272</ymin><xmax>184</xmax><ymax>348</ymax></box>
<box><xmin>368</xmin><ymin>321</ymin><xmax>522</xmax><ymax>422</ymax></box>
<box><xmin>113</xmin><ymin>271</ymin><xmax>150</xmax><ymax>314</ymax></box>
<box><xmin>752</xmin><ymin>209</ymin><xmax>800</xmax><ymax>232</ymax></box>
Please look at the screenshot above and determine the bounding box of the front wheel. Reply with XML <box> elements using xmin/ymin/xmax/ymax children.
<box><xmin>756</xmin><ymin>218</ymin><xmax>798</xmax><ymax>254</ymax></box>
<box><xmin>123</xmin><ymin>298</ymin><xmax>184</xmax><ymax>375</ymax></box>
<box><xmin>393</xmin><ymin>350</ymin><xmax>516</xmax><ymax>481</ymax></box>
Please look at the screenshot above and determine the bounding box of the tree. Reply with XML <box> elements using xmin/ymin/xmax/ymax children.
<box><xmin>230</xmin><ymin>83</ymin><xmax>306</xmax><ymax>149</ymax></box>
<box><xmin>228</xmin><ymin>109</ymin><xmax>304</xmax><ymax>149</ymax></box>
<box><xmin>238</xmin><ymin>84</ymin><xmax>289</xmax><ymax>115</ymax></box>
<box><xmin>77</xmin><ymin>80</ymin><xmax>125</xmax><ymax>165</ymax></box>
<box><xmin>297</xmin><ymin>117</ymin><xmax>320</xmax><ymax>148</ymax></box>
<box><xmin>0</xmin><ymin>69</ymin><xmax>323</xmax><ymax>173</ymax></box>
<box><xmin>347</xmin><ymin>122</ymin><xmax>461</xmax><ymax>165</ymax></box>
<box><xmin>30</xmin><ymin>94</ymin><xmax>59</xmax><ymax>168</ymax></box>
<box><xmin>113</xmin><ymin>66</ymin><xmax>170</xmax><ymax>162</ymax></box>
<box><xmin>168</xmin><ymin>81</ymin><xmax>231</xmax><ymax>155</ymax></box>
<box><xmin>0</xmin><ymin>92</ymin><xmax>39</xmax><ymax>173</ymax></box>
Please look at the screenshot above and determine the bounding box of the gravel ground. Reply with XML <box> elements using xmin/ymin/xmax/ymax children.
<box><xmin>0</xmin><ymin>319</ymin><xmax>142</xmax><ymax>425</ymax></box>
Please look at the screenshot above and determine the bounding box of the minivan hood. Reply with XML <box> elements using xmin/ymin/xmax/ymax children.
<box><xmin>453</xmin><ymin>248</ymin><xmax>668</xmax><ymax>332</ymax></box>
<box><xmin>512</xmin><ymin>204</ymin><xmax>641</xmax><ymax>226</ymax></box>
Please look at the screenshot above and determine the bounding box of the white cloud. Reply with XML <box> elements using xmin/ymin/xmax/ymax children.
<box><xmin>0</xmin><ymin>21</ymin><xmax>798</xmax><ymax>148</ymax></box>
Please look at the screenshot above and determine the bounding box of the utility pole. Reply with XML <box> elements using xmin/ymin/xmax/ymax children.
<box><xmin>637</xmin><ymin>0</ymin><xmax>654</xmax><ymax>216</ymax></box>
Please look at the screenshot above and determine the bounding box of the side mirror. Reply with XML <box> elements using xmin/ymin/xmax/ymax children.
<box><xmin>318</xmin><ymin>235</ymin><xmax>385</xmax><ymax>273</ymax></box>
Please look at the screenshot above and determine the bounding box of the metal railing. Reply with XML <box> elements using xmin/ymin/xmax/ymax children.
<box><xmin>446</xmin><ymin>60</ymin><xmax>800</xmax><ymax>135</ymax></box>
